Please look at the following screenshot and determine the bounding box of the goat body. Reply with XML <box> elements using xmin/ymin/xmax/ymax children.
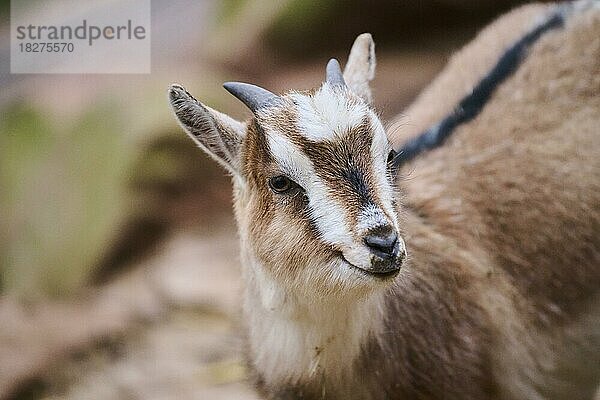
<box><xmin>169</xmin><ymin>2</ymin><xmax>600</xmax><ymax>399</ymax></box>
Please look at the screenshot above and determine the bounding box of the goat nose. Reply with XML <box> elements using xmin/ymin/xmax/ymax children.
<box><xmin>364</xmin><ymin>229</ymin><xmax>399</xmax><ymax>260</ymax></box>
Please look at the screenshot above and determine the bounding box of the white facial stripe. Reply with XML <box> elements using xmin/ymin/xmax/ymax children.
<box><xmin>266</xmin><ymin>132</ymin><xmax>314</xmax><ymax>185</ymax></box>
<box><xmin>266</xmin><ymin>130</ymin><xmax>353</xmax><ymax>246</ymax></box>
<box><xmin>263</xmin><ymin>98</ymin><xmax>398</xmax><ymax>254</ymax></box>
<box><xmin>290</xmin><ymin>83</ymin><xmax>368</xmax><ymax>142</ymax></box>
<box><xmin>370</xmin><ymin>111</ymin><xmax>388</xmax><ymax>159</ymax></box>
<box><xmin>369</xmin><ymin>113</ymin><xmax>398</xmax><ymax>230</ymax></box>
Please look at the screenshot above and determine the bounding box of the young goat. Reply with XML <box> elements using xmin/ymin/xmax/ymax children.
<box><xmin>169</xmin><ymin>2</ymin><xmax>600</xmax><ymax>399</ymax></box>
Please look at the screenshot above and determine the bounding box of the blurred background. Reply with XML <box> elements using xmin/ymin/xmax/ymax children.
<box><xmin>0</xmin><ymin>0</ymin><xmax>550</xmax><ymax>398</ymax></box>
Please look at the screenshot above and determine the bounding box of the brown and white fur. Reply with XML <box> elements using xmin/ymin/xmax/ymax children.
<box><xmin>168</xmin><ymin>2</ymin><xmax>600</xmax><ymax>399</ymax></box>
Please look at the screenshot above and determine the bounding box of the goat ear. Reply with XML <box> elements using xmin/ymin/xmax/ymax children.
<box><xmin>343</xmin><ymin>33</ymin><xmax>376</xmax><ymax>103</ymax></box>
<box><xmin>169</xmin><ymin>84</ymin><xmax>245</xmax><ymax>175</ymax></box>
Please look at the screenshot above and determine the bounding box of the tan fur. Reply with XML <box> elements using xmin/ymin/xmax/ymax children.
<box><xmin>169</xmin><ymin>2</ymin><xmax>600</xmax><ymax>398</ymax></box>
<box><xmin>395</xmin><ymin>1</ymin><xmax>600</xmax><ymax>321</ymax></box>
<box><xmin>388</xmin><ymin>3</ymin><xmax>553</xmax><ymax>141</ymax></box>
<box><xmin>390</xmin><ymin>2</ymin><xmax>600</xmax><ymax>399</ymax></box>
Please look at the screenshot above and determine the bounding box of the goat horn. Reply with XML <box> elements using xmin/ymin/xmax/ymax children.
<box><xmin>325</xmin><ymin>58</ymin><xmax>347</xmax><ymax>88</ymax></box>
<box><xmin>223</xmin><ymin>82</ymin><xmax>282</xmax><ymax>112</ymax></box>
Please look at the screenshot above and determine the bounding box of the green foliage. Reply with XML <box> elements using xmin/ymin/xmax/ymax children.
<box><xmin>0</xmin><ymin>103</ymin><xmax>132</xmax><ymax>297</ymax></box>
<box><xmin>271</xmin><ymin>0</ymin><xmax>337</xmax><ymax>36</ymax></box>
<box><xmin>218</xmin><ymin>0</ymin><xmax>248</xmax><ymax>25</ymax></box>
<box><xmin>265</xmin><ymin>0</ymin><xmax>339</xmax><ymax>56</ymax></box>
<box><xmin>0</xmin><ymin>0</ymin><xmax>9</xmax><ymax>16</ymax></box>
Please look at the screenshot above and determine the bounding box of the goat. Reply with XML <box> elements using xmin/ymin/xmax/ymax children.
<box><xmin>168</xmin><ymin>1</ymin><xmax>600</xmax><ymax>399</ymax></box>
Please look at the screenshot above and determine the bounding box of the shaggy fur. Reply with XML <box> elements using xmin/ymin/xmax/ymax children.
<box><xmin>387</xmin><ymin>2</ymin><xmax>600</xmax><ymax>399</ymax></box>
<box><xmin>169</xmin><ymin>2</ymin><xmax>600</xmax><ymax>399</ymax></box>
<box><xmin>393</xmin><ymin>2</ymin><xmax>568</xmax><ymax>166</ymax></box>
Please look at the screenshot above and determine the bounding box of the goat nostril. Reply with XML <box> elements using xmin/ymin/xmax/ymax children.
<box><xmin>364</xmin><ymin>230</ymin><xmax>399</xmax><ymax>259</ymax></box>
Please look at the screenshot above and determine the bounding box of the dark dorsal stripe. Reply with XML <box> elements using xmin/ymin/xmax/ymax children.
<box><xmin>392</xmin><ymin>4</ymin><xmax>569</xmax><ymax>168</ymax></box>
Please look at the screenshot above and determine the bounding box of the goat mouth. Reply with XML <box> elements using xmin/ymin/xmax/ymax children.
<box><xmin>340</xmin><ymin>255</ymin><xmax>400</xmax><ymax>280</ymax></box>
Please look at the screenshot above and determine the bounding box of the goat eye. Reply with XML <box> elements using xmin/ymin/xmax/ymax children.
<box><xmin>387</xmin><ymin>149</ymin><xmax>397</xmax><ymax>164</ymax></box>
<box><xmin>269</xmin><ymin>175</ymin><xmax>294</xmax><ymax>194</ymax></box>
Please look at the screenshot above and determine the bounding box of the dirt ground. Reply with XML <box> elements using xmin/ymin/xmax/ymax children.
<box><xmin>2</xmin><ymin>222</ymin><xmax>265</xmax><ymax>399</ymax></box>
